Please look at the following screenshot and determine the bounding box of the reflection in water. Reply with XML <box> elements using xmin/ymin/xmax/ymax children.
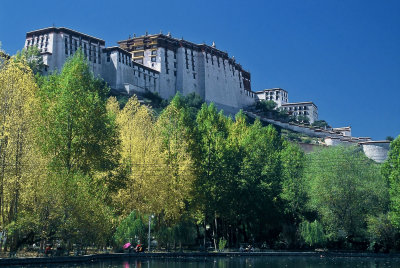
<box><xmin>13</xmin><ymin>256</ymin><xmax>400</xmax><ymax>268</ymax></box>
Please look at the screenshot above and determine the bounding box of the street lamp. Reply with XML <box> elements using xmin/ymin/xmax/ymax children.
<box><xmin>148</xmin><ymin>214</ymin><xmax>154</xmax><ymax>252</ymax></box>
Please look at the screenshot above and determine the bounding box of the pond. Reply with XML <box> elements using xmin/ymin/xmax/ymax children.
<box><xmin>13</xmin><ymin>256</ymin><xmax>400</xmax><ymax>268</ymax></box>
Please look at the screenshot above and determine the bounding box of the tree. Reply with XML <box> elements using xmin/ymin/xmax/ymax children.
<box><xmin>14</xmin><ymin>46</ymin><xmax>44</xmax><ymax>75</ymax></box>
<box><xmin>155</xmin><ymin>94</ymin><xmax>196</xmax><ymax>223</ymax></box>
<box><xmin>36</xmin><ymin>50</ymin><xmax>119</xmax><ymax>248</ymax></box>
<box><xmin>280</xmin><ymin>141</ymin><xmax>307</xmax><ymax>223</ymax></box>
<box><xmin>305</xmin><ymin>146</ymin><xmax>389</xmax><ymax>243</ymax></box>
<box><xmin>113</xmin><ymin>210</ymin><xmax>147</xmax><ymax>246</ymax></box>
<box><xmin>194</xmin><ymin>103</ymin><xmax>230</xmax><ymax>249</ymax></box>
<box><xmin>0</xmin><ymin>54</ymin><xmax>42</xmax><ymax>251</ymax></box>
<box><xmin>113</xmin><ymin>96</ymin><xmax>164</xmax><ymax>216</ymax></box>
<box><xmin>37</xmin><ymin>50</ymin><xmax>118</xmax><ymax>175</ymax></box>
<box><xmin>382</xmin><ymin>135</ymin><xmax>400</xmax><ymax>227</ymax></box>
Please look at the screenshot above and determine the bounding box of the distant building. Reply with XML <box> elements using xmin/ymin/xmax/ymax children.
<box><xmin>281</xmin><ymin>102</ymin><xmax>318</xmax><ymax>123</ymax></box>
<box><xmin>118</xmin><ymin>33</ymin><xmax>255</xmax><ymax>114</ymax></box>
<box><xmin>24</xmin><ymin>27</ymin><xmax>158</xmax><ymax>94</ymax></box>
<box><xmin>255</xmin><ymin>88</ymin><xmax>288</xmax><ymax>107</ymax></box>
<box><xmin>24</xmin><ymin>27</ymin><xmax>256</xmax><ymax>114</ymax></box>
<box><xmin>255</xmin><ymin>88</ymin><xmax>318</xmax><ymax>123</ymax></box>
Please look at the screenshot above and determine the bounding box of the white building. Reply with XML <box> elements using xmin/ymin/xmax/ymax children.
<box><xmin>118</xmin><ymin>33</ymin><xmax>256</xmax><ymax>114</ymax></box>
<box><xmin>25</xmin><ymin>27</ymin><xmax>158</xmax><ymax>95</ymax></box>
<box><xmin>255</xmin><ymin>88</ymin><xmax>288</xmax><ymax>107</ymax></box>
<box><xmin>255</xmin><ymin>88</ymin><xmax>318</xmax><ymax>123</ymax></box>
<box><xmin>281</xmin><ymin>102</ymin><xmax>318</xmax><ymax>123</ymax></box>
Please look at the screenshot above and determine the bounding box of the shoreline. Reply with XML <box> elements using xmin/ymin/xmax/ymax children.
<box><xmin>1</xmin><ymin>251</ymin><xmax>400</xmax><ymax>266</ymax></box>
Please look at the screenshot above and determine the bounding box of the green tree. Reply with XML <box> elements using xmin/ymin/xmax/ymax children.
<box><xmin>14</xmin><ymin>46</ymin><xmax>44</xmax><ymax>75</ymax></box>
<box><xmin>36</xmin><ymin>50</ymin><xmax>119</xmax><ymax>248</ymax></box>
<box><xmin>382</xmin><ymin>135</ymin><xmax>400</xmax><ymax>227</ymax></box>
<box><xmin>113</xmin><ymin>210</ymin><xmax>147</xmax><ymax>246</ymax></box>
<box><xmin>37</xmin><ymin>50</ymin><xmax>118</xmax><ymax>175</ymax></box>
<box><xmin>305</xmin><ymin>146</ymin><xmax>389</xmax><ymax>242</ymax></box>
<box><xmin>280</xmin><ymin>141</ymin><xmax>307</xmax><ymax>223</ymax></box>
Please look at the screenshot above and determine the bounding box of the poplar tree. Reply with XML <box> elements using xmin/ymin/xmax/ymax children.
<box><xmin>0</xmin><ymin>55</ymin><xmax>42</xmax><ymax>250</ymax></box>
<box><xmin>36</xmin><ymin>51</ymin><xmax>118</xmax><ymax>247</ymax></box>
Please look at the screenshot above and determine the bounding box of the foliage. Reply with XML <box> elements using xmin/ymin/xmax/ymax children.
<box><xmin>305</xmin><ymin>146</ymin><xmax>389</xmax><ymax>242</ymax></box>
<box><xmin>299</xmin><ymin>220</ymin><xmax>327</xmax><ymax>247</ymax></box>
<box><xmin>382</xmin><ymin>135</ymin><xmax>400</xmax><ymax>227</ymax></box>
<box><xmin>0</xmin><ymin>48</ymin><xmax>395</xmax><ymax>251</ymax></box>
<box><xmin>218</xmin><ymin>238</ymin><xmax>227</xmax><ymax>251</ymax></box>
<box><xmin>113</xmin><ymin>210</ymin><xmax>147</xmax><ymax>246</ymax></box>
<box><xmin>14</xmin><ymin>46</ymin><xmax>44</xmax><ymax>75</ymax></box>
<box><xmin>312</xmin><ymin>120</ymin><xmax>330</xmax><ymax>129</ymax></box>
<box><xmin>0</xmin><ymin>57</ymin><xmax>41</xmax><ymax>250</ymax></box>
<box><xmin>280</xmin><ymin>142</ymin><xmax>307</xmax><ymax>222</ymax></box>
<box><xmin>37</xmin><ymin>50</ymin><xmax>119</xmax><ymax>175</ymax></box>
<box><xmin>367</xmin><ymin>214</ymin><xmax>398</xmax><ymax>252</ymax></box>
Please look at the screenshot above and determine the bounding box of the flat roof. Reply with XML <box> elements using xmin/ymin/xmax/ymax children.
<box><xmin>358</xmin><ymin>140</ymin><xmax>390</xmax><ymax>144</ymax></box>
<box><xmin>282</xmin><ymin>102</ymin><xmax>318</xmax><ymax>108</ymax></box>
<box><xmin>26</xmin><ymin>27</ymin><xmax>105</xmax><ymax>45</ymax></box>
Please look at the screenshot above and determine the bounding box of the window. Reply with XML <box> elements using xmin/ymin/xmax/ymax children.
<box><xmin>174</xmin><ymin>71</ymin><xmax>177</xmax><ymax>76</ymax></box>
<box><xmin>151</xmin><ymin>57</ymin><xmax>156</xmax><ymax>62</ymax></box>
<box><xmin>65</xmin><ymin>38</ymin><xmax>68</xmax><ymax>55</ymax></box>
<box><xmin>151</xmin><ymin>50</ymin><xmax>157</xmax><ymax>55</ymax></box>
<box><xmin>135</xmin><ymin>46</ymin><xmax>144</xmax><ymax>50</ymax></box>
<box><xmin>118</xmin><ymin>53</ymin><xmax>121</xmax><ymax>62</ymax></box>
<box><xmin>134</xmin><ymin>52</ymin><xmax>144</xmax><ymax>57</ymax></box>
<box><xmin>107</xmin><ymin>52</ymin><xmax>110</xmax><ymax>62</ymax></box>
<box><xmin>135</xmin><ymin>59</ymin><xmax>143</xmax><ymax>64</ymax></box>
<box><xmin>193</xmin><ymin>73</ymin><xmax>196</xmax><ymax>79</ymax></box>
<box><xmin>174</xmin><ymin>62</ymin><xmax>177</xmax><ymax>68</ymax></box>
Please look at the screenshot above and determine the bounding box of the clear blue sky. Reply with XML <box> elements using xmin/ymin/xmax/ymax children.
<box><xmin>1</xmin><ymin>0</ymin><xmax>399</xmax><ymax>140</ymax></box>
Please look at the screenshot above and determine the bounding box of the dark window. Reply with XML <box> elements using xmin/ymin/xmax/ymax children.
<box><xmin>151</xmin><ymin>50</ymin><xmax>157</xmax><ymax>55</ymax></box>
<box><xmin>193</xmin><ymin>73</ymin><xmax>196</xmax><ymax>79</ymax></box>
<box><xmin>174</xmin><ymin>71</ymin><xmax>177</xmax><ymax>76</ymax></box>
<box><xmin>134</xmin><ymin>52</ymin><xmax>144</xmax><ymax>57</ymax></box>
<box><xmin>107</xmin><ymin>52</ymin><xmax>110</xmax><ymax>62</ymax></box>
<box><xmin>166</xmin><ymin>69</ymin><xmax>169</xmax><ymax>74</ymax></box>
<box><xmin>151</xmin><ymin>57</ymin><xmax>156</xmax><ymax>62</ymax></box>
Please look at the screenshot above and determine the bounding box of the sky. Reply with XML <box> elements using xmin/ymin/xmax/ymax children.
<box><xmin>0</xmin><ymin>0</ymin><xmax>399</xmax><ymax>140</ymax></box>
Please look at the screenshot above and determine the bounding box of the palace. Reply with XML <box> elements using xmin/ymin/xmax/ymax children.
<box><xmin>22</xmin><ymin>26</ymin><xmax>390</xmax><ymax>163</ymax></box>
<box><xmin>24</xmin><ymin>27</ymin><xmax>255</xmax><ymax>114</ymax></box>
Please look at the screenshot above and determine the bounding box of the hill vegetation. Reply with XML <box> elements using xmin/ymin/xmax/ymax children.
<box><xmin>0</xmin><ymin>49</ymin><xmax>399</xmax><ymax>254</ymax></box>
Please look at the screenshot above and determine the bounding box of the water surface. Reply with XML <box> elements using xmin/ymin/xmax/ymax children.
<box><xmin>15</xmin><ymin>256</ymin><xmax>400</xmax><ymax>268</ymax></box>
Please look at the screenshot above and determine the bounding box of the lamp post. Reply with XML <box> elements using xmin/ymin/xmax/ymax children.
<box><xmin>148</xmin><ymin>214</ymin><xmax>154</xmax><ymax>252</ymax></box>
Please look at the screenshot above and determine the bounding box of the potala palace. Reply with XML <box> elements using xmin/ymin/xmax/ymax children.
<box><xmin>23</xmin><ymin>27</ymin><xmax>390</xmax><ymax>162</ymax></box>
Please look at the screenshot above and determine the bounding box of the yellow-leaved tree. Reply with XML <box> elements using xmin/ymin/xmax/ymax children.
<box><xmin>0</xmin><ymin>55</ymin><xmax>44</xmax><ymax>251</ymax></box>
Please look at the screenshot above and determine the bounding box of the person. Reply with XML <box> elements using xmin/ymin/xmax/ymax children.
<box><xmin>135</xmin><ymin>243</ymin><xmax>143</xmax><ymax>253</ymax></box>
<box><xmin>45</xmin><ymin>245</ymin><xmax>52</xmax><ymax>257</ymax></box>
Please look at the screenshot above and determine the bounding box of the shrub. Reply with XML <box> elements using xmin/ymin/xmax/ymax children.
<box><xmin>300</xmin><ymin>220</ymin><xmax>327</xmax><ymax>248</ymax></box>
